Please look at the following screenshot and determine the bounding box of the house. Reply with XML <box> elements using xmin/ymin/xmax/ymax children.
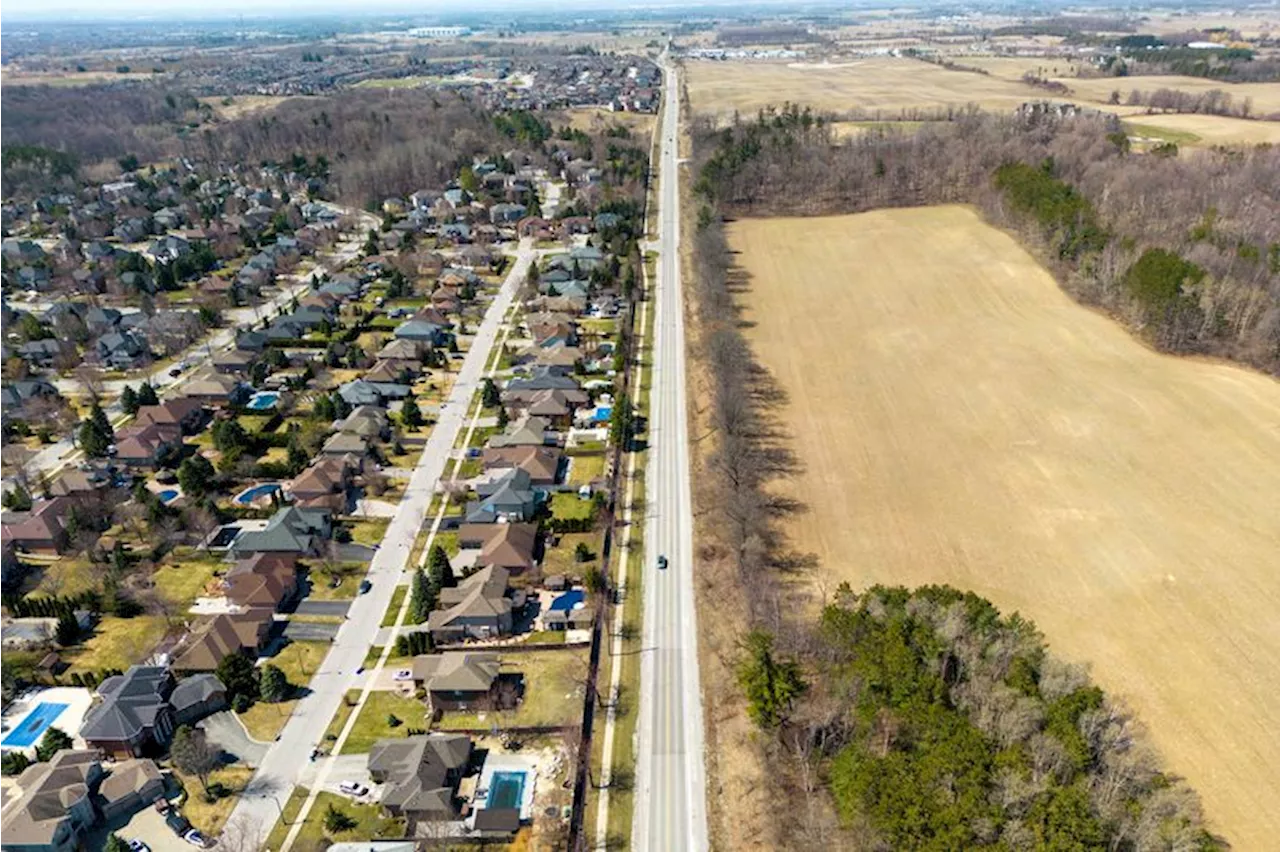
<box><xmin>368</xmin><ymin>734</ymin><xmax>474</xmax><ymax>824</ymax></box>
<box><xmin>337</xmin><ymin>379</ymin><xmax>411</xmax><ymax>409</ymax></box>
<box><xmin>427</xmin><ymin>565</ymin><xmax>523</xmax><ymax>642</ymax></box>
<box><xmin>47</xmin><ymin>470</ymin><xmax>107</xmax><ymax>500</ymax></box>
<box><xmin>1</xmin><ymin>498</ymin><xmax>72</xmax><ymax>554</ymax></box>
<box><xmin>511</xmin><ymin>389</ymin><xmax>580</xmax><ymax>428</ymax></box>
<box><xmin>231</xmin><ymin>506</ymin><xmax>331</xmax><ymax>557</ymax></box>
<box><xmin>464</xmin><ymin>468</ymin><xmax>537</xmax><ymax>524</ymax></box>
<box><xmin>488</xmin><ymin>415</ymin><xmax>553</xmax><ymax>449</ymax></box>
<box><xmin>97</xmin><ymin>758</ymin><xmax>166</xmax><ymax>822</ymax></box>
<box><xmin>222</xmin><ymin>552</ymin><xmax>300</xmax><ymax>611</ymax></box>
<box><xmin>321</xmin><ymin>431</ymin><xmax>369</xmax><ymax>459</ymax></box>
<box><xmin>235</xmin><ymin>329</ymin><xmax>270</xmax><ymax>352</ymax></box>
<box><xmin>171</xmin><ymin>610</ymin><xmax>272</xmax><ymax>673</ymax></box>
<box><xmin>455</xmin><ymin>524</ymin><xmax>538</xmax><ymax>573</ymax></box>
<box><xmin>286</xmin><ymin>457</ymin><xmax>357</xmax><ymax>511</ymax></box>
<box><xmin>489</xmin><ymin>202</ymin><xmax>527</xmax><ymax>224</ymax></box>
<box><xmin>181</xmin><ymin>374</ymin><xmax>246</xmax><ymax>406</ymax></box>
<box><xmin>169</xmin><ymin>673</ymin><xmax>229</xmax><ymax>725</ymax></box>
<box><xmin>134</xmin><ymin>398</ymin><xmax>206</xmax><ymax>434</ymax></box>
<box><xmin>113</xmin><ymin>423</ymin><xmax>182</xmax><ymax>469</ymax></box>
<box><xmin>80</xmin><ymin>667</ymin><xmax>179</xmax><ymax>757</ymax></box>
<box><xmin>93</xmin><ymin>330</ymin><xmax>149</xmax><ymax>370</ymax></box>
<box><xmin>393</xmin><ymin>320</ymin><xmax>449</xmax><ymax>346</ymax></box>
<box><xmin>399</xmin><ymin>652</ymin><xmax>515</xmax><ymax>712</ymax></box>
<box><xmin>339</xmin><ymin>406</ymin><xmax>390</xmax><ymax>440</ymax></box>
<box><xmin>363</xmin><ymin>359</ymin><xmax>417</xmax><ymax>385</ymax></box>
<box><xmin>0</xmin><ymin>750</ymin><xmax>103</xmax><ymax>852</ymax></box>
<box><xmin>16</xmin><ymin>340</ymin><xmax>70</xmax><ymax>367</ymax></box>
<box><xmin>504</xmin><ymin>366</ymin><xmax>585</xmax><ymax>397</ymax></box>
<box><xmin>83</xmin><ymin>307</ymin><xmax>122</xmax><ymax>335</ymax></box>
<box><xmin>481</xmin><ymin>446</ymin><xmax>564</xmax><ymax>486</ymax></box>
<box><xmin>212</xmin><ymin>348</ymin><xmax>257</xmax><ymax>375</ymax></box>
<box><xmin>377</xmin><ymin>338</ymin><xmax>423</xmax><ymax>361</ymax></box>
<box><xmin>1</xmin><ymin>379</ymin><xmax>61</xmax><ymax>415</ymax></box>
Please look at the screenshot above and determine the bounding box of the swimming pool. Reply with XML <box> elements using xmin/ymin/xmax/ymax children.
<box><xmin>234</xmin><ymin>483</ymin><xmax>281</xmax><ymax>505</ymax></box>
<box><xmin>2</xmin><ymin>702</ymin><xmax>68</xmax><ymax>747</ymax></box>
<box><xmin>548</xmin><ymin>589</ymin><xmax>585</xmax><ymax>613</ymax></box>
<box><xmin>157</xmin><ymin>489</ymin><xmax>179</xmax><ymax>503</ymax></box>
<box><xmin>246</xmin><ymin>392</ymin><xmax>279</xmax><ymax>411</ymax></box>
<box><xmin>487</xmin><ymin>771</ymin><xmax>527</xmax><ymax>811</ymax></box>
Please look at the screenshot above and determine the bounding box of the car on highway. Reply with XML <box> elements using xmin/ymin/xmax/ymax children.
<box><xmin>338</xmin><ymin>780</ymin><xmax>369</xmax><ymax>797</ymax></box>
<box><xmin>657</xmin><ymin>554</ymin><xmax>668</xmax><ymax>570</ymax></box>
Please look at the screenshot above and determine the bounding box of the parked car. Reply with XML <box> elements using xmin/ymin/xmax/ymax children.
<box><xmin>339</xmin><ymin>780</ymin><xmax>369</xmax><ymax>797</ymax></box>
<box><xmin>184</xmin><ymin>829</ymin><xmax>208</xmax><ymax>848</ymax></box>
<box><xmin>128</xmin><ymin>841</ymin><xmax>150</xmax><ymax>852</ymax></box>
<box><xmin>359</xmin><ymin>579</ymin><xmax>372</xmax><ymax>594</ymax></box>
<box><xmin>657</xmin><ymin>554</ymin><xmax>668</xmax><ymax>570</ymax></box>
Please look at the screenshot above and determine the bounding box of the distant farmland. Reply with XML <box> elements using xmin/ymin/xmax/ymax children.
<box><xmin>730</xmin><ymin>206</ymin><xmax>1280</xmax><ymax>850</ymax></box>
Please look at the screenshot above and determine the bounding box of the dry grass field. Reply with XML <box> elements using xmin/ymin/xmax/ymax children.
<box><xmin>1059</xmin><ymin>75</ymin><xmax>1280</xmax><ymax>116</ymax></box>
<box><xmin>562</xmin><ymin>106</ymin><xmax>656</xmax><ymax>137</ymax></box>
<box><xmin>730</xmin><ymin>206</ymin><xmax>1280</xmax><ymax>850</ymax></box>
<box><xmin>686</xmin><ymin>57</ymin><xmax>1047</xmax><ymax>120</ymax></box>
<box><xmin>1124</xmin><ymin>114</ymin><xmax>1280</xmax><ymax>147</ymax></box>
<box><xmin>199</xmin><ymin>94</ymin><xmax>300</xmax><ymax>120</ymax></box>
<box><xmin>954</xmin><ymin>55</ymin><xmax>1086</xmax><ymax>80</ymax></box>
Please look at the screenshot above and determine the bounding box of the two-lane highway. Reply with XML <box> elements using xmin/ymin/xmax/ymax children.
<box><xmin>633</xmin><ymin>58</ymin><xmax>710</xmax><ymax>852</ymax></box>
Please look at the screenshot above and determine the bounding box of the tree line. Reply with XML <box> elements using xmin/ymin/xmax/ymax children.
<box><xmin>691</xmin><ymin>106</ymin><xmax>1280</xmax><ymax>373</ymax></box>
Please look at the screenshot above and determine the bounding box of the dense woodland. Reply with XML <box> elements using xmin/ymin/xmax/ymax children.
<box><xmin>688</xmin><ymin>101</ymin><xmax>1240</xmax><ymax>849</ymax></box>
<box><xmin>692</xmin><ymin>106</ymin><xmax>1280</xmax><ymax>373</ymax></box>
<box><xmin>746</xmin><ymin>584</ymin><xmax>1221</xmax><ymax>850</ymax></box>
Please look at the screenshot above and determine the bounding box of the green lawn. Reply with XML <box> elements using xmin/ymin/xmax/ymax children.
<box><xmin>381</xmin><ymin>586</ymin><xmax>408</xmax><ymax>627</ymax></box>
<box><xmin>300</xmin><ymin>563</ymin><xmax>364</xmax><ymax>601</ymax></box>
<box><xmin>541</xmin><ymin>532</ymin><xmax>599</xmax><ymax>575</ymax></box>
<box><xmin>345</xmin><ymin>518</ymin><xmax>391</xmax><ymax>548</ymax></box>
<box><xmin>269</xmin><ymin>640</ymin><xmax>329</xmax><ymax>687</ymax></box>
<box><xmin>437</xmin><ymin>648</ymin><xmax>589</xmax><ymax>730</ymax></box>
<box><xmin>568</xmin><ymin>453</ymin><xmax>606</xmax><ymax>485</ymax></box>
<box><xmin>64</xmin><ymin>616</ymin><xmax>169</xmax><ymax>676</ymax></box>
<box><xmin>237</xmin><ymin>414</ymin><xmax>275</xmax><ymax>433</ymax></box>
<box><xmin>1123</xmin><ymin>121</ymin><xmax>1201</xmax><ymax>146</ymax></box>
<box><xmin>152</xmin><ymin>549</ymin><xmax>224</xmax><ymax>609</ymax></box>
<box><xmin>175</xmin><ymin>765</ymin><xmax>254</xmax><ymax>836</ymax></box>
<box><xmin>263</xmin><ymin>787</ymin><xmax>405</xmax><ymax>851</ymax></box>
<box><xmin>24</xmin><ymin>556</ymin><xmax>98</xmax><ymax>598</ymax></box>
<box><xmin>335</xmin><ymin>690</ymin><xmax>430</xmax><ymax>755</ymax></box>
<box><xmin>549</xmin><ymin>491</ymin><xmax>597</xmax><ymax>522</ymax></box>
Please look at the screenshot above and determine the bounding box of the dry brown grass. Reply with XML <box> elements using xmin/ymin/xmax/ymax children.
<box><xmin>561</xmin><ymin>107</ymin><xmax>656</xmax><ymax>138</ymax></box>
<box><xmin>729</xmin><ymin>205</ymin><xmax>1280</xmax><ymax>851</ymax></box>
<box><xmin>1060</xmin><ymin>75</ymin><xmax>1280</xmax><ymax>116</ymax></box>
<box><xmin>686</xmin><ymin>57</ymin><xmax>1045</xmax><ymax>120</ymax></box>
<box><xmin>198</xmin><ymin>95</ymin><xmax>299</xmax><ymax>120</ymax></box>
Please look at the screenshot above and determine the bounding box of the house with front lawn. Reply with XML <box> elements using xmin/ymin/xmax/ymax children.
<box><xmin>286</xmin><ymin>456</ymin><xmax>358</xmax><ymax>511</ymax></box>
<box><xmin>393</xmin><ymin>319</ymin><xmax>449</xmax><ymax>347</ymax></box>
<box><xmin>337</xmin><ymin>379</ymin><xmax>411</xmax><ymax>409</ymax></box>
<box><xmin>79</xmin><ymin>666</ymin><xmax>225</xmax><ymax>758</ymax></box>
<box><xmin>171</xmin><ymin>610</ymin><xmax>273</xmax><ymax>673</ymax></box>
<box><xmin>427</xmin><ymin>565</ymin><xmax>524</xmax><ymax>643</ymax></box>
<box><xmin>222</xmin><ymin>552</ymin><xmax>300</xmax><ymax>610</ymax></box>
<box><xmin>398</xmin><ymin>651</ymin><xmax>516</xmax><ymax>713</ymax></box>
<box><xmin>464</xmin><ymin>468</ymin><xmax>537</xmax><ymax>524</ymax></box>
<box><xmin>454</xmin><ymin>523</ymin><xmax>538</xmax><ymax>574</ymax></box>
<box><xmin>230</xmin><ymin>506</ymin><xmax>331</xmax><ymax>557</ymax></box>
<box><xmin>1</xmin><ymin>498</ymin><xmax>72</xmax><ymax>553</ymax></box>
<box><xmin>368</xmin><ymin>734</ymin><xmax>475</xmax><ymax>825</ymax></box>
<box><xmin>481</xmin><ymin>446</ymin><xmax>564</xmax><ymax>486</ymax></box>
<box><xmin>113</xmin><ymin>422</ymin><xmax>182</xmax><ymax>469</ymax></box>
<box><xmin>134</xmin><ymin>398</ymin><xmax>207</xmax><ymax>434</ymax></box>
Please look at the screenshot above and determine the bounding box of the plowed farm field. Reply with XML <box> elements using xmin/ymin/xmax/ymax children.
<box><xmin>730</xmin><ymin>205</ymin><xmax>1280</xmax><ymax>850</ymax></box>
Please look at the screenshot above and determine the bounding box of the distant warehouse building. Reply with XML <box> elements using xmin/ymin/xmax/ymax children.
<box><xmin>408</xmin><ymin>26</ymin><xmax>470</xmax><ymax>38</ymax></box>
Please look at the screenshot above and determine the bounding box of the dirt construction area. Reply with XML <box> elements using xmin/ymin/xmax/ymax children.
<box><xmin>729</xmin><ymin>205</ymin><xmax>1280</xmax><ymax>850</ymax></box>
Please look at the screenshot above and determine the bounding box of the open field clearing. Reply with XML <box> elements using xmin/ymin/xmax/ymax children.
<box><xmin>951</xmin><ymin>55</ymin><xmax>1085</xmax><ymax>80</ymax></box>
<box><xmin>687</xmin><ymin>57</ymin><xmax>1047</xmax><ymax>120</ymax></box>
<box><xmin>562</xmin><ymin>106</ymin><xmax>656</xmax><ymax>137</ymax></box>
<box><xmin>1124</xmin><ymin>114</ymin><xmax>1280</xmax><ymax>147</ymax></box>
<box><xmin>2</xmin><ymin>69</ymin><xmax>159</xmax><ymax>86</ymax></box>
<box><xmin>199</xmin><ymin>94</ymin><xmax>300</xmax><ymax>119</ymax></box>
<box><xmin>730</xmin><ymin>205</ymin><xmax>1280</xmax><ymax>850</ymax></box>
<box><xmin>1057</xmin><ymin>75</ymin><xmax>1280</xmax><ymax>116</ymax></box>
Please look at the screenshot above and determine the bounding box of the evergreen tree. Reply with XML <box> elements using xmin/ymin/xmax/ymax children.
<box><xmin>258</xmin><ymin>664</ymin><xmax>290</xmax><ymax>703</ymax></box>
<box><xmin>401</xmin><ymin>395</ymin><xmax>422</xmax><ymax>429</ymax></box>
<box><xmin>429</xmin><ymin>544</ymin><xmax>455</xmax><ymax>588</ymax></box>
<box><xmin>137</xmin><ymin>382</ymin><xmax>159</xmax><ymax>406</ymax></box>
<box><xmin>482</xmin><ymin>377</ymin><xmax>501</xmax><ymax>408</ymax></box>
<box><xmin>34</xmin><ymin>727</ymin><xmax>73</xmax><ymax>762</ymax></box>
<box><xmin>170</xmin><ymin>726</ymin><xmax>220</xmax><ymax>794</ymax></box>
<box><xmin>119</xmin><ymin>385</ymin><xmax>140</xmax><ymax>415</ymax></box>
<box><xmin>177</xmin><ymin>455</ymin><xmax>216</xmax><ymax>498</ymax></box>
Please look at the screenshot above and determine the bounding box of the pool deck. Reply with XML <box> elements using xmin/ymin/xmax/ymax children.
<box><xmin>0</xmin><ymin>687</ymin><xmax>95</xmax><ymax>756</ymax></box>
<box><xmin>474</xmin><ymin>753</ymin><xmax>539</xmax><ymax>821</ymax></box>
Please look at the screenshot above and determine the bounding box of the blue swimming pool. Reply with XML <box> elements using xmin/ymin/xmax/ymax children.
<box><xmin>234</xmin><ymin>483</ymin><xmax>281</xmax><ymax>505</ymax></box>
<box><xmin>157</xmin><ymin>489</ymin><xmax>179</xmax><ymax>503</ymax></box>
<box><xmin>487</xmin><ymin>770</ymin><xmax>527</xmax><ymax>810</ymax></box>
<box><xmin>247</xmin><ymin>392</ymin><xmax>279</xmax><ymax>411</ymax></box>
<box><xmin>2</xmin><ymin>702</ymin><xmax>69</xmax><ymax>747</ymax></box>
<box><xmin>548</xmin><ymin>589</ymin><xmax>585</xmax><ymax>613</ymax></box>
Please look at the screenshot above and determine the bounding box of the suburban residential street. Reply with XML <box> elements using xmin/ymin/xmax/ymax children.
<box><xmin>633</xmin><ymin>59</ymin><xmax>710</xmax><ymax>852</ymax></box>
<box><xmin>226</xmin><ymin>239</ymin><xmax>536</xmax><ymax>847</ymax></box>
<box><xmin>16</xmin><ymin>213</ymin><xmax>378</xmax><ymax>485</ymax></box>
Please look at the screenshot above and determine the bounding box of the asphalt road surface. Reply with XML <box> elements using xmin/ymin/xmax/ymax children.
<box><xmin>633</xmin><ymin>59</ymin><xmax>710</xmax><ymax>852</ymax></box>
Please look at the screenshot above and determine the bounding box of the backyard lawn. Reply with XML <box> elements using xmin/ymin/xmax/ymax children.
<box><xmin>152</xmin><ymin>549</ymin><xmax>224</xmax><ymax>608</ymax></box>
<box><xmin>176</xmin><ymin>765</ymin><xmax>254</xmax><ymax>836</ymax></box>
<box><xmin>263</xmin><ymin>788</ymin><xmax>405</xmax><ymax>850</ymax></box>
<box><xmin>549</xmin><ymin>491</ymin><xmax>596</xmax><ymax>522</ymax></box>
<box><xmin>436</xmin><ymin>648</ymin><xmax>588</xmax><ymax>730</ymax></box>
<box><xmin>335</xmin><ymin>690</ymin><xmax>431</xmax><ymax>754</ymax></box>
<box><xmin>540</xmin><ymin>532</ymin><xmax>599</xmax><ymax>575</ymax></box>
<box><xmin>64</xmin><ymin>616</ymin><xmax>169</xmax><ymax>676</ymax></box>
<box><xmin>567</xmin><ymin>453</ymin><xmax>606</xmax><ymax>486</ymax></box>
<box><xmin>24</xmin><ymin>556</ymin><xmax>98</xmax><ymax>598</ymax></box>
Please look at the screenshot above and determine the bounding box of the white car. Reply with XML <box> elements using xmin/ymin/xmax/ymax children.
<box><xmin>183</xmin><ymin>829</ymin><xmax>207</xmax><ymax>848</ymax></box>
<box><xmin>338</xmin><ymin>780</ymin><xmax>369</xmax><ymax>797</ymax></box>
<box><xmin>127</xmin><ymin>841</ymin><xmax>150</xmax><ymax>852</ymax></box>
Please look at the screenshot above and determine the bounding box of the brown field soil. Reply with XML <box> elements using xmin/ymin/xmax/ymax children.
<box><xmin>686</xmin><ymin>57</ymin><xmax>1048</xmax><ymax>119</ymax></box>
<box><xmin>1058</xmin><ymin>75</ymin><xmax>1280</xmax><ymax>116</ymax></box>
<box><xmin>729</xmin><ymin>205</ymin><xmax>1280</xmax><ymax>850</ymax></box>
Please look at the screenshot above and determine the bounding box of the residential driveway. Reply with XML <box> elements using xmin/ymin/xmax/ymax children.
<box><xmin>351</xmin><ymin>498</ymin><xmax>398</xmax><ymax>518</ymax></box>
<box><xmin>200</xmin><ymin>710</ymin><xmax>269</xmax><ymax>767</ymax></box>
<box><xmin>296</xmin><ymin>754</ymin><xmax>375</xmax><ymax>789</ymax></box>
<box><xmin>335</xmin><ymin>543</ymin><xmax>377</xmax><ymax>562</ymax></box>
<box><xmin>293</xmin><ymin>600</ymin><xmax>351</xmax><ymax>617</ymax></box>
<box><xmin>106</xmin><ymin>806</ymin><xmax>189</xmax><ymax>852</ymax></box>
<box><xmin>283</xmin><ymin>620</ymin><xmax>343</xmax><ymax>642</ymax></box>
